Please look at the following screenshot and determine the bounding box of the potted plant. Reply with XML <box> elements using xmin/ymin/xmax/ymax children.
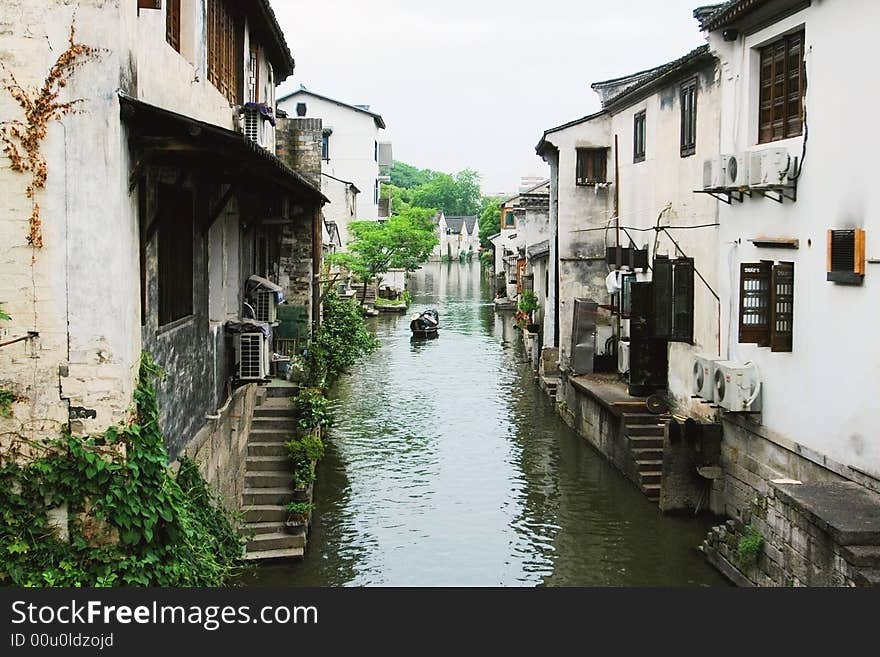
<box><xmin>284</xmin><ymin>501</ymin><xmax>313</xmax><ymax>534</ymax></box>
<box><xmin>518</xmin><ymin>291</ymin><xmax>540</xmax><ymax>333</ymax></box>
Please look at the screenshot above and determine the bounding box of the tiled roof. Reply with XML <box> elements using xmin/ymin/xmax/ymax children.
<box><xmin>696</xmin><ymin>0</ymin><xmax>772</xmax><ymax>31</ymax></box>
<box><xmin>444</xmin><ymin>216</ymin><xmax>477</xmax><ymax>234</ymax></box>
<box><xmin>277</xmin><ymin>88</ymin><xmax>386</xmax><ymax>129</ymax></box>
<box><xmin>527</xmin><ymin>240</ymin><xmax>550</xmax><ymax>259</ymax></box>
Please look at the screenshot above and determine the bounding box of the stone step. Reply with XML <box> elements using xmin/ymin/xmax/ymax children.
<box><xmin>628</xmin><ymin>436</ymin><xmax>664</xmax><ymax>450</ymax></box>
<box><xmin>841</xmin><ymin>545</ymin><xmax>880</xmax><ymax>568</ymax></box>
<box><xmin>632</xmin><ymin>447</ymin><xmax>664</xmax><ymax>461</ymax></box>
<box><xmin>635</xmin><ymin>459</ymin><xmax>664</xmax><ymax>470</ymax></box>
<box><xmin>265</xmin><ymin>385</ymin><xmax>300</xmax><ymax>398</ymax></box>
<box><xmin>639</xmin><ymin>471</ymin><xmax>662</xmax><ymax>486</ymax></box>
<box><xmin>246</xmin><ymin>532</ymin><xmax>306</xmax><ymax>553</ymax></box>
<box><xmin>624</xmin><ymin>413</ymin><xmax>666</xmax><ymax>425</ymax></box>
<box><xmin>246</xmin><ymin>471</ymin><xmax>293</xmax><ymax>488</ymax></box>
<box><xmin>853</xmin><ymin>568</ymin><xmax>880</xmax><ymax>587</ymax></box>
<box><xmin>247</xmin><ymin>456</ymin><xmax>291</xmax><ymax>471</ymax></box>
<box><xmin>626</xmin><ymin>424</ymin><xmax>665</xmax><ymax>437</ymax></box>
<box><xmin>249</xmin><ymin>429</ymin><xmax>293</xmax><ymax>444</ymax></box>
<box><xmin>243</xmin><ymin>487</ymin><xmax>295</xmax><ymax>506</ymax></box>
<box><xmin>243</xmin><ymin>505</ymin><xmax>287</xmax><ymax>523</ymax></box>
<box><xmin>248</xmin><ymin>442</ymin><xmax>288</xmax><ymax>457</ymax></box>
<box><xmin>241</xmin><ymin>521</ymin><xmax>285</xmax><ymax>536</ymax></box>
<box><xmin>251</xmin><ymin>417</ymin><xmax>300</xmax><ymax>431</ymax></box>
<box><xmin>254</xmin><ymin>406</ymin><xmax>295</xmax><ymax>418</ymax></box>
<box><xmin>642</xmin><ymin>483</ymin><xmax>661</xmax><ymax>500</ymax></box>
<box><xmin>244</xmin><ymin>546</ymin><xmax>304</xmax><ymax>561</ymax></box>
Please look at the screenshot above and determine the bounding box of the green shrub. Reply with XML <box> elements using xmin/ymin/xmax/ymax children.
<box><xmin>518</xmin><ymin>290</ymin><xmax>539</xmax><ymax>316</ymax></box>
<box><xmin>285</xmin><ymin>501</ymin><xmax>313</xmax><ymax>517</ymax></box>
<box><xmin>737</xmin><ymin>526</ymin><xmax>765</xmax><ymax>567</ymax></box>
<box><xmin>285</xmin><ymin>432</ymin><xmax>324</xmax><ymax>466</ymax></box>
<box><xmin>292</xmin><ymin>388</ymin><xmax>333</xmax><ymax>431</ymax></box>
<box><xmin>304</xmin><ymin>292</ymin><xmax>378</xmax><ymax>387</ymax></box>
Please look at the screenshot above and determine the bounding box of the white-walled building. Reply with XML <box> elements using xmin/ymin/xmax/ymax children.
<box><xmin>277</xmin><ymin>88</ymin><xmax>391</xmax><ymax>249</ymax></box>
<box><xmin>0</xmin><ymin>0</ymin><xmax>325</xmax><ymax>476</ymax></box>
<box><xmin>698</xmin><ymin>0</ymin><xmax>880</xmax><ymax>498</ymax></box>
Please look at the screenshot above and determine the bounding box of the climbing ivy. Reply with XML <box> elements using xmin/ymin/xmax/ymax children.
<box><xmin>0</xmin><ymin>354</ymin><xmax>245</xmax><ymax>587</ymax></box>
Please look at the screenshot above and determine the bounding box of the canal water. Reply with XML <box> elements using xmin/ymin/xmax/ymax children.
<box><xmin>248</xmin><ymin>261</ymin><xmax>727</xmax><ymax>586</ymax></box>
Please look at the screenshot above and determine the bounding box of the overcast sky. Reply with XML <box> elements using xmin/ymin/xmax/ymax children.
<box><xmin>272</xmin><ymin>0</ymin><xmax>708</xmax><ymax>195</ymax></box>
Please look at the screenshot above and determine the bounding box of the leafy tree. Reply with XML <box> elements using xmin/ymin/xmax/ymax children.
<box><xmin>390</xmin><ymin>161</ymin><xmax>436</xmax><ymax>189</ymax></box>
<box><xmin>478</xmin><ymin>196</ymin><xmax>502</xmax><ymax>249</ymax></box>
<box><xmin>410</xmin><ymin>169</ymin><xmax>481</xmax><ymax>216</ymax></box>
<box><xmin>329</xmin><ymin>208</ymin><xmax>439</xmax><ymax>304</ymax></box>
<box><xmin>305</xmin><ymin>292</ymin><xmax>379</xmax><ymax>387</ymax></box>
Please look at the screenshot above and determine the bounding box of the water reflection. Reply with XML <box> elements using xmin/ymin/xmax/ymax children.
<box><xmin>247</xmin><ymin>261</ymin><xmax>726</xmax><ymax>587</ymax></box>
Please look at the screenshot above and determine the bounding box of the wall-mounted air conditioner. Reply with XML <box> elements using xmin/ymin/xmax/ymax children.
<box><xmin>724</xmin><ymin>153</ymin><xmax>750</xmax><ymax>189</ymax></box>
<box><xmin>749</xmin><ymin>148</ymin><xmax>795</xmax><ymax>189</ymax></box>
<box><xmin>702</xmin><ymin>157</ymin><xmax>725</xmax><ymax>190</ymax></box>
<box><xmin>713</xmin><ymin>361</ymin><xmax>762</xmax><ymax>412</ymax></box>
<box><xmin>242</xmin><ymin>108</ymin><xmax>263</xmax><ymax>147</ymax></box>
<box><xmin>618</xmin><ymin>340</ymin><xmax>631</xmax><ymax>374</ymax></box>
<box><xmin>692</xmin><ymin>354</ymin><xmax>724</xmax><ymax>400</ymax></box>
<box><xmin>235</xmin><ymin>332</ymin><xmax>270</xmax><ymax>381</ymax></box>
<box><xmin>254</xmin><ymin>289</ymin><xmax>277</xmax><ymax>324</ymax></box>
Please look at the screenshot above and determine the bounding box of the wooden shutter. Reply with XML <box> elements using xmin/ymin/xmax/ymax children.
<box><xmin>652</xmin><ymin>255</ymin><xmax>673</xmax><ymax>339</ymax></box>
<box><xmin>680</xmin><ymin>79</ymin><xmax>697</xmax><ymax>157</ymax></box>
<box><xmin>138</xmin><ymin>0</ymin><xmax>162</xmax><ymax>9</ymax></box>
<box><xmin>759</xmin><ymin>31</ymin><xmax>805</xmax><ymax>143</ymax></box>
<box><xmin>672</xmin><ymin>257</ymin><xmax>694</xmax><ymax>343</ymax></box>
<box><xmin>166</xmin><ymin>0</ymin><xmax>180</xmax><ymax>52</ymax></box>
<box><xmin>770</xmin><ymin>262</ymin><xmax>794</xmax><ymax>352</ymax></box>
<box><xmin>739</xmin><ymin>261</ymin><xmax>772</xmax><ymax>345</ymax></box>
<box><xmin>827</xmin><ymin>229</ymin><xmax>866</xmax><ymax>284</ymax></box>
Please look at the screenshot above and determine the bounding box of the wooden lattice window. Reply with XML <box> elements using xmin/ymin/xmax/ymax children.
<box><xmin>157</xmin><ymin>185</ymin><xmax>194</xmax><ymax>326</ymax></box>
<box><xmin>633</xmin><ymin>110</ymin><xmax>646</xmax><ymax>163</ymax></box>
<box><xmin>759</xmin><ymin>30</ymin><xmax>806</xmax><ymax>144</ymax></box>
<box><xmin>207</xmin><ymin>0</ymin><xmax>240</xmax><ymax>104</ymax></box>
<box><xmin>166</xmin><ymin>0</ymin><xmax>180</xmax><ymax>52</ymax></box>
<box><xmin>770</xmin><ymin>262</ymin><xmax>794</xmax><ymax>352</ymax></box>
<box><xmin>739</xmin><ymin>261</ymin><xmax>794</xmax><ymax>351</ymax></box>
<box><xmin>576</xmin><ymin>148</ymin><xmax>607</xmax><ymax>185</ymax></box>
<box><xmin>680</xmin><ymin>78</ymin><xmax>697</xmax><ymax>157</ymax></box>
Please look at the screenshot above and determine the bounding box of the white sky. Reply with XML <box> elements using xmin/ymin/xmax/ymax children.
<box><xmin>272</xmin><ymin>0</ymin><xmax>708</xmax><ymax>195</ymax></box>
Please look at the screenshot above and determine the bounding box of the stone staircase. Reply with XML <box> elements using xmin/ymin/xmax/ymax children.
<box><xmin>623</xmin><ymin>413</ymin><xmax>668</xmax><ymax>503</ymax></box>
<box><xmin>242</xmin><ymin>387</ymin><xmax>305</xmax><ymax>560</ymax></box>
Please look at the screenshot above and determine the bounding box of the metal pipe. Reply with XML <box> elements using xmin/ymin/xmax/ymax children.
<box><xmin>0</xmin><ymin>331</ymin><xmax>39</xmax><ymax>350</ymax></box>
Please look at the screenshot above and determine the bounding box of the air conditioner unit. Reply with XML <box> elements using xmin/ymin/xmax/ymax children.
<box><xmin>724</xmin><ymin>153</ymin><xmax>750</xmax><ymax>189</ymax></box>
<box><xmin>693</xmin><ymin>354</ymin><xmax>724</xmax><ymax>400</ymax></box>
<box><xmin>749</xmin><ymin>148</ymin><xmax>795</xmax><ymax>189</ymax></box>
<box><xmin>242</xmin><ymin>108</ymin><xmax>263</xmax><ymax>147</ymax></box>
<box><xmin>235</xmin><ymin>332</ymin><xmax>269</xmax><ymax>381</ymax></box>
<box><xmin>618</xmin><ymin>340</ymin><xmax>631</xmax><ymax>374</ymax></box>
<box><xmin>713</xmin><ymin>361</ymin><xmax>762</xmax><ymax>412</ymax></box>
<box><xmin>702</xmin><ymin>157</ymin><xmax>725</xmax><ymax>190</ymax></box>
<box><xmin>254</xmin><ymin>289</ymin><xmax>277</xmax><ymax>324</ymax></box>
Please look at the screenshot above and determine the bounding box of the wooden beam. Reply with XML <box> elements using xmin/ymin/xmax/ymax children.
<box><xmin>203</xmin><ymin>183</ymin><xmax>238</xmax><ymax>234</ymax></box>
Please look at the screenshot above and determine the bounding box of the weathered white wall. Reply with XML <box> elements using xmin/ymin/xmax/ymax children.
<box><xmin>610</xmin><ymin>56</ymin><xmax>721</xmax><ymax>417</ymax></box>
<box><xmin>541</xmin><ymin>115</ymin><xmax>614</xmax><ymax>364</ymax></box>
<box><xmin>278</xmin><ymin>93</ymin><xmax>384</xmax><ymax>247</ymax></box>
<box><xmin>709</xmin><ymin>3</ymin><xmax>880</xmax><ymax>479</ymax></box>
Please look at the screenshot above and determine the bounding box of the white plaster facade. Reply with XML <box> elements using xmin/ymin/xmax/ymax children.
<box><xmin>704</xmin><ymin>0</ymin><xmax>880</xmax><ymax>481</ymax></box>
<box><xmin>277</xmin><ymin>89</ymin><xmax>389</xmax><ymax>249</ymax></box>
<box><xmin>0</xmin><ymin>0</ymin><xmax>312</xmax><ymax>454</ymax></box>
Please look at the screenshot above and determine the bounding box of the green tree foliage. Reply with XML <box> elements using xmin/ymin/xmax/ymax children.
<box><xmin>410</xmin><ymin>169</ymin><xmax>481</xmax><ymax>217</ymax></box>
<box><xmin>304</xmin><ymin>291</ymin><xmax>379</xmax><ymax>387</ymax></box>
<box><xmin>390</xmin><ymin>161</ymin><xmax>436</xmax><ymax>189</ymax></box>
<box><xmin>478</xmin><ymin>196</ymin><xmax>502</xmax><ymax>249</ymax></box>
<box><xmin>329</xmin><ymin>209</ymin><xmax>439</xmax><ymax>302</ymax></box>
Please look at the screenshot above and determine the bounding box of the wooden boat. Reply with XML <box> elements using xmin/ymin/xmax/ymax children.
<box><xmin>410</xmin><ymin>309</ymin><xmax>439</xmax><ymax>338</ymax></box>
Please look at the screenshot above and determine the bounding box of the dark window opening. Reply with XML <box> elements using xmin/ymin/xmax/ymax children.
<box><xmin>633</xmin><ymin>110</ymin><xmax>646</xmax><ymax>163</ymax></box>
<box><xmin>759</xmin><ymin>30</ymin><xmax>806</xmax><ymax>144</ymax></box>
<box><xmin>652</xmin><ymin>256</ymin><xmax>694</xmax><ymax>343</ymax></box>
<box><xmin>827</xmin><ymin>228</ymin><xmax>865</xmax><ymax>285</ymax></box>
<box><xmin>504</xmin><ymin>210</ymin><xmax>515</xmax><ymax>227</ymax></box>
<box><xmin>680</xmin><ymin>78</ymin><xmax>697</xmax><ymax>157</ymax></box>
<box><xmin>157</xmin><ymin>185</ymin><xmax>194</xmax><ymax>326</ymax></box>
<box><xmin>296</xmin><ymin>102</ymin><xmax>307</xmax><ymax>117</ymax></box>
<box><xmin>166</xmin><ymin>0</ymin><xmax>181</xmax><ymax>52</ymax></box>
<box><xmin>374</xmin><ymin>180</ymin><xmax>379</xmax><ymax>206</ymax></box>
<box><xmin>321</xmin><ymin>133</ymin><xmax>330</xmax><ymax>160</ymax></box>
<box><xmin>576</xmin><ymin>148</ymin><xmax>607</xmax><ymax>185</ymax></box>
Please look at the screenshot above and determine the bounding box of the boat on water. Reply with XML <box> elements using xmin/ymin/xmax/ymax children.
<box><xmin>410</xmin><ymin>309</ymin><xmax>439</xmax><ymax>338</ymax></box>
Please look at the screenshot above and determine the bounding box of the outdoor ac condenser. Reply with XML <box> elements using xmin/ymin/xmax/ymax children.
<box><xmin>235</xmin><ymin>332</ymin><xmax>269</xmax><ymax>381</ymax></box>
<box><xmin>618</xmin><ymin>340</ymin><xmax>630</xmax><ymax>375</ymax></box>
<box><xmin>570</xmin><ymin>299</ymin><xmax>598</xmax><ymax>376</ymax></box>
<box><xmin>692</xmin><ymin>354</ymin><xmax>724</xmax><ymax>401</ymax></box>
<box><xmin>713</xmin><ymin>361</ymin><xmax>762</xmax><ymax>412</ymax></box>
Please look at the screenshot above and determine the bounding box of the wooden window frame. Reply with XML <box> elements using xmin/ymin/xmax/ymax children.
<box><xmin>633</xmin><ymin>110</ymin><xmax>646</xmax><ymax>163</ymax></box>
<box><xmin>680</xmin><ymin>77</ymin><xmax>697</xmax><ymax>157</ymax></box>
<box><xmin>738</xmin><ymin>260</ymin><xmax>794</xmax><ymax>351</ymax></box>
<box><xmin>166</xmin><ymin>0</ymin><xmax>181</xmax><ymax>53</ymax></box>
<box><xmin>759</xmin><ymin>30</ymin><xmax>806</xmax><ymax>144</ymax></box>
<box><xmin>157</xmin><ymin>184</ymin><xmax>195</xmax><ymax>327</ymax></box>
<box><xmin>652</xmin><ymin>256</ymin><xmax>694</xmax><ymax>343</ymax></box>
<box><xmin>827</xmin><ymin>229</ymin><xmax>866</xmax><ymax>285</ymax></box>
<box><xmin>576</xmin><ymin>148</ymin><xmax>607</xmax><ymax>185</ymax></box>
<box><xmin>207</xmin><ymin>0</ymin><xmax>241</xmax><ymax>105</ymax></box>
<box><xmin>503</xmin><ymin>210</ymin><xmax>515</xmax><ymax>228</ymax></box>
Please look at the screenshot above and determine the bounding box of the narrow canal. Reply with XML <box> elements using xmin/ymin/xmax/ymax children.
<box><xmin>249</xmin><ymin>261</ymin><xmax>727</xmax><ymax>586</ymax></box>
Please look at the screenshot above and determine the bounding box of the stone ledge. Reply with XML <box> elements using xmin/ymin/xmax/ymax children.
<box><xmin>772</xmin><ymin>481</ymin><xmax>880</xmax><ymax>546</ymax></box>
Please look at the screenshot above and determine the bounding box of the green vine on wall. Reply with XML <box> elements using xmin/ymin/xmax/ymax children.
<box><xmin>0</xmin><ymin>21</ymin><xmax>102</xmax><ymax>248</ymax></box>
<box><xmin>0</xmin><ymin>354</ymin><xmax>245</xmax><ymax>587</ymax></box>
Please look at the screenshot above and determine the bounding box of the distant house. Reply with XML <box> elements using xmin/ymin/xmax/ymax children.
<box><xmin>494</xmin><ymin>181</ymin><xmax>550</xmax><ymax>302</ymax></box>
<box><xmin>432</xmin><ymin>214</ymin><xmax>479</xmax><ymax>261</ymax></box>
<box><xmin>277</xmin><ymin>88</ymin><xmax>392</xmax><ymax>249</ymax></box>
